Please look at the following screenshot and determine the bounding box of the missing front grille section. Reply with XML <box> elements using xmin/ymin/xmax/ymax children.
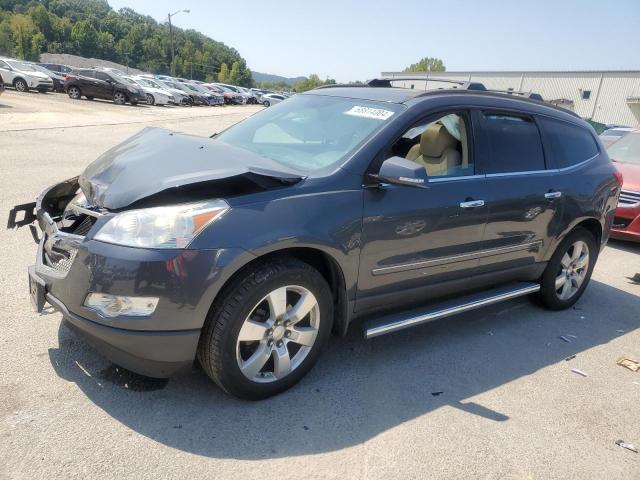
<box><xmin>70</xmin><ymin>215</ymin><xmax>96</xmax><ymax>236</ymax></box>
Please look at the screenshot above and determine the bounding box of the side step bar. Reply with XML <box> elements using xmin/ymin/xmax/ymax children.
<box><xmin>364</xmin><ymin>282</ymin><xmax>540</xmax><ymax>339</ymax></box>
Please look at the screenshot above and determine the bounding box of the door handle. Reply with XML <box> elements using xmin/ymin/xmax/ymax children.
<box><xmin>544</xmin><ymin>191</ymin><xmax>562</xmax><ymax>199</ymax></box>
<box><xmin>460</xmin><ymin>200</ymin><xmax>485</xmax><ymax>208</ymax></box>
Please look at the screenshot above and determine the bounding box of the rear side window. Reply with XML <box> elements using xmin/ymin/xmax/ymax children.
<box><xmin>538</xmin><ymin>117</ymin><xmax>599</xmax><ymax>169</ymax></box>
<box><xmin>481</xmin><ymin>113</ymin><xmax>545</xmax><ymax>173</ymax></box>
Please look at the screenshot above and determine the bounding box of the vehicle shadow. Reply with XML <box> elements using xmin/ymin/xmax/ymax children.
<box><xmin>48</xmin><ymin>279</ymin><xmax>638</xmax><ymax>459</ymax></box>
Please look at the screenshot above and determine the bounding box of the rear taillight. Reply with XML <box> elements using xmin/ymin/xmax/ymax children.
<box><xmin>613</xmin><ymin>168</ymin><xmax>624</xmax><ymax>186</ymax></box>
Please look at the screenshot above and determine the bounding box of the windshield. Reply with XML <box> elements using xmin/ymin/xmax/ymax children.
<box><xmin>8</xmin><ymin>61</ymin><xmax>37</xmax><ymax>72</ymax></box>
<box><xmin>136</xmin><ymin>78</ymin><xmax>156</xmax><ymax>88</ymax></box>
<box><xmin>30</xmin><ymin>64</ymin><xmax>53</xmax><ymax>75</ymax></box>
<box><xmin>216</xmin><ymin>94</ymin><xmax>403</xmax><ymax>173</ymax></box>
<box><xmin>607</xmin><ymin>132</ymin><xmax>640</xmax><ymax>165</ymax></box>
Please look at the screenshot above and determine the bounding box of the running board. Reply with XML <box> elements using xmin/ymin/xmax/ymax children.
<box><xmin>364</xmin><ymin>282</ymin><xmax>540</xmax><ymax>339</ymax></box>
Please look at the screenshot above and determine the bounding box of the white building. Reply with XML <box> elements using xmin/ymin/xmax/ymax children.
<box><xmin>380</xmin><ymin>70</ymin><xmax>640</xmax><ymax>128</ymax></box>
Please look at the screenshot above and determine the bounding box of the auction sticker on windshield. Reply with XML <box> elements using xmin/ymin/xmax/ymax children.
<box><xmin>344</xmin><ymin>106</ymin><xmax>395</xmax><ymax>121</ymax></box>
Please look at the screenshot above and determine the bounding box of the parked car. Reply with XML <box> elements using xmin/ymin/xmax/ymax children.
<box><xmin>606</xmin><ymin>129</ymin><xmax>640</xmax><ymax>241</ymax></box>
<box><xmin>153</xmin><ymin>78</ymin><xmax>193</xmax><ymax>106</ymax></box>
<box><xmin>212</xmin><ymin>83</ymin><xmax>244</xmax><ymax>104</ymax></box>
<box><xmin>0</xmin><ymin>57</ymin><xmax>53</xmax><ymax>92</ymax></box>
<box><xmin>0</xmin><ymin>78</ymin><xmax>4</xmax><ymax>96</ymax></box>
<box><xmin>600</xmin><ymin>127</ymin><xmax>634</xmax><ymax>148</ymax></box>
<box><xmin>37</xmin><ymin>63</ymin><xmax>73</xmax><ymax>75</ymax></box>
<box><xmin>261</xmin><ymin>93</ymin><xmax>286</xmax><ymax>107</ymax></box>
<box><xmin>215</xmin><ymin>83</ymin><xmax>254</xmax><ymax>104</ymax></box>
<box><xmin>183</xmin><ymin>81</ymin><xmax>223</xmax><ymax>105</ymax></box>
<box><xmin>170</xmin><ymin>80</ymin><xmax>211</xmax><ymax>106</ymax></box>
<box><xmin>64</xmin><ymin>68</ymin><xmax>145</xmax><ymax>105</ymax></box>
<box><xmin>135</xmin><ymin>76</ymin><xmax>187</xmax><ymax>105</ymax></box>
<box><xmin>121</xmin><ymin>76</ymin><xmax>173</xmax><ymax>105</ymax></box>
<box><xmin>9</xmin><ymin>80</ymin><xmax>621</xmax><ymax>400</ymax></box>
<box><xmin>30</xmin><ymin>63</ymin><xmax>66</xmax><ymax>92</ymax></box>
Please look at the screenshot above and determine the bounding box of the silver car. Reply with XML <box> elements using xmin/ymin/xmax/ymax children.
<box><xmin>261</xmin><ymin>93</ymin><xmax>286</xmax><ymax>107</ymax></box>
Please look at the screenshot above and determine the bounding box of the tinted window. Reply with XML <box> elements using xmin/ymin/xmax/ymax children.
<box><xmin>482</xmin><ymin>113</ymin><xmax>545</xmax><ymax>173</ymax></box>
<box><xmin>539</xmin><ymin>117</ymin><xmax>599</xmax><ymax>168</ymax></box>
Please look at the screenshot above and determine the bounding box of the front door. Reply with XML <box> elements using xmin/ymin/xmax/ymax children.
<box><xmin>357</xmin><ymin>111</ymin><xmax>490</xmax><ymax>314</ymax></box>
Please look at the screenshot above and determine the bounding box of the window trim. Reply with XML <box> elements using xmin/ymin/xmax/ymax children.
<box><xmin>367</xmin><ymin>108</ymin><xmax>476</xmax><ymax>179</ymax></box>
<box><xmin>535</xmin><ymin>114</ymin><xmax>601</xmax><ymax>170</ymax></box>
<box><xmin>476</xmin><ymin>109</ymin><xmax>548</xmax><ymax>175</ymax></box>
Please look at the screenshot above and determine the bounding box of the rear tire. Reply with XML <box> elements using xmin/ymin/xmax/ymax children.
<box><xmin>263</xmin><ymin>100</ymin><xmax>270</xmax><ymax>107</ymax></box>
<box><xmin>538</xmin><ymin>227</ymin><xmax>597</xmax><ymax>310</ymax></box>
<box><xmin>14</xmin><ymin>78</ymin><xmax>28</xmax><ymax>92</ymax></box>
<box><xmin>146</xmin><ymin>94</ymin><xmax>155</xmax><ymax>105</ymax></box>
<box><xmin>67</xmin><ymin>86</ymin><xmax>81</xmax><ymax>99</ymax></box>
<box><xmin>197</xmin><ymin>257</ymin><xmax>333</xmax><ymax>400</ymax></box>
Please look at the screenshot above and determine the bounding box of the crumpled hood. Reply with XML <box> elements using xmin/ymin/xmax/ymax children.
<box><xmin>79</xmin><ymin>127</ymin><xmax>303</xmax><ymax>210</ymax></box>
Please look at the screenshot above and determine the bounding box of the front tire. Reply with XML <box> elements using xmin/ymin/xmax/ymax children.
<box><xmin>197</xmin><ymin>257</ymin><xmax>333</xmax><ymax>400</ymax></box>
<box><xmin>113</xmin><ymin>91</ymin><xmax>127</xmax><ymax>105</ymax></box>
<box><xmin>263</xmin><ymin>100</ymin><xmax>270</xmax><ymax>107</ymax></box>
<box><xmin>14</xmin><ymin>78</ymin><xmax>28</xmax><ymax>92</ymax></box>
<box><xmin>539</xmin><ymin>227</ymin><xmax>597</xmax><ymax>310</ymax></box>
<box><xmin>146</xmin><ymin>94</ymin><xmax>155</xmax><ymax>105</ymax></box>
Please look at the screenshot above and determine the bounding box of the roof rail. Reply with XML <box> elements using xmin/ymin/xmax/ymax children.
<box><xmin>486</xmin><ymin>89</ymin><xmax>544</xmax><ymax>101</ymax></box>
<box><xmin>366</xmin><ymin>77</ymin><xmax>487</xmax><ymax>91</ymax></box>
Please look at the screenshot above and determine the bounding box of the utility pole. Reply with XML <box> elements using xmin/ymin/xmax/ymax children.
<box><xmin>168</xmin><ymin>9</ymin><xmax>190</xmax><ymax>76</ymax></box>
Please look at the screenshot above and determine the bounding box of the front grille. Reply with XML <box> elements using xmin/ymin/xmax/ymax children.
<box><xmin>43</xmin><ymin>243</ymin><xmax>78</xmax><ymax>273</ymax></box>
<box><xmin>619</xmin><ymin>189</ymin><xmax>640</xmax><ymax>207</ymax></box>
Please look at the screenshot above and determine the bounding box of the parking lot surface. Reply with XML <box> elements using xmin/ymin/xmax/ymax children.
<box><xmin>1</xmin><ymin>91</ymin><xmax>639</xmax><ymax>480</ymax></box>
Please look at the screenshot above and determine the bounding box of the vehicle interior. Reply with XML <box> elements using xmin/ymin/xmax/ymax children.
<box><xmin>389</xmin><ymin>112</ymin><xmax>472</xmax><ymax>178</ymax></box>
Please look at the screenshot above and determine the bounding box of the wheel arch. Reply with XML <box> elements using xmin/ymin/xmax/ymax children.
<box><xmin>205</xmin><ymin>246</ymin><xmax>350</xmax><ymax>337</ymax></box>
<box><xmin>550</xmin><ymin>216</ymin><xmax>604</xmax><ymax>259</ymax></box>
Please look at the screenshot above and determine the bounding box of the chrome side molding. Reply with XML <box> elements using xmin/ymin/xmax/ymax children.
<box><xmin>364</xmin><ymin>282</ymin><xmax>541</xmax><ymax>339</ymax></box>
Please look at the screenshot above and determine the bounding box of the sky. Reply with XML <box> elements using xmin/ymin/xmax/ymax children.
<box><xmin>107</xmin><ymin>0</ymin><xmax>640</xmax><ymax>83</ymax></box>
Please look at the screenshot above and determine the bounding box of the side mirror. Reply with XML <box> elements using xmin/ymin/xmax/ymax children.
<box><xmin>369</xmin><ymin>156</ymin><xmax>429</xmax><ymax>188</ymax></box>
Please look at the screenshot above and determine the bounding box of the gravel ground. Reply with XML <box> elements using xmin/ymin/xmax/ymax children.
<box><xmin>1</xmin><ymin>90</ymin><xmax>639</xmax><ymax>480</ymax></box>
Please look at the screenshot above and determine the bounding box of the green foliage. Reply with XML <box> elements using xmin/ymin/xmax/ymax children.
<box><xmin>257</xmin><ymin>79</ymin><xmax>291</xmax><ymax>91</ymax></box>
<box><xmin>292</xmin><ymin>74</ymin><xmax>336</xmax><ymax>92</ymax></box>
<box><xmin>0</xmin><ymin>0</ymin><xmax>253</xmax><ymax>84</ymax></box>
<box><xmin>403</xmin><ymin>57</ymin><xmax>446</xmax><ymax>73</ymax></box>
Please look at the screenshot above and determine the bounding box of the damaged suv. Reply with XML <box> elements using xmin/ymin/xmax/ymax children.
<box><xmin>9</xmin><ymin>79</ymin><xmax>621</xmax><ymax>400</ymax></box>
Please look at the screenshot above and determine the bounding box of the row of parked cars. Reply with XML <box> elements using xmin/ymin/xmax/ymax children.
<box><xmin>0</xmin><ymin>55</ymin><xmax>293</xmax><ymax>108</ymax></box>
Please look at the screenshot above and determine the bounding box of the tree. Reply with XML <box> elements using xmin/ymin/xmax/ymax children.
<box><xmin>0</xmin><ymin>20</ymin><xmax>14</xmax><ymax>56</ymax></box>
<box><xmin>292</xmin><ymin>74</ymin><xmax>336</xmax><ymax>92</ymax></box>
<box><xmin>71</xmin><ymin>19</ymin><xmax>98</xmax><ymax>56</ymax></box>
<box><xmin>218</xmin><ymin>62</ymin><xmax>229</xmax><ymax>83</ymax></box>
<box><xmin>403</xmin><ymin>57</ymin><xmax>446</xmax><ymax>73</ymax></box>
<box><xmin>30</xmin><ymin>30</ymin><xmax>46</xmax><ymax>59</ymax></box>
<box><xmin>9</xmin><ymin>14</ymin><xmax>36</xmax><ymax>59</ymax></box>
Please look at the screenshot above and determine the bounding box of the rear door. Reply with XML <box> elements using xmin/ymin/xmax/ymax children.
<box><xmin>75</xmin><ymin>70</ymin><xmax>97</xmax><ymax>96</ymax></box>
<box><xmin>93</xmin><ymin>71</ymin><xmax>115</xmax><ymax>99</ymax></box>
<box><xmin>474</xmin><ymin>110</ymin><xmax>564</xmax><ymax>276</ymax></box>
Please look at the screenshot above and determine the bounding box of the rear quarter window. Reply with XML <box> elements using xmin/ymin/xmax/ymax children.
<box><xmin>538</xmin><ymin>117</ymin><xmax>599</xmax><ymax>169</ymax></box>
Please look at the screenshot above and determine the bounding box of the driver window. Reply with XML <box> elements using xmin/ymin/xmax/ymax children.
<box><xmin>390</xmin><ymin>112</ymin><xmax>473</xmax><ymax>178</ymax></box>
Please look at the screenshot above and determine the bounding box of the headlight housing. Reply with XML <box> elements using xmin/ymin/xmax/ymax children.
<box><xmin>94</xmin><ymin>200</ymin><xmax>228</xmax><ymax>248</ymax></box>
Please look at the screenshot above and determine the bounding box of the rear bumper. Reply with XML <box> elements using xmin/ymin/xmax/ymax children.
<box><xmin>46</xmin><ymin>291</ymin><xmax>199</xmax><ymax>377</ymax></box>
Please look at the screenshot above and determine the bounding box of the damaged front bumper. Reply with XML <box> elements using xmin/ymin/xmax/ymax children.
<box><xmin>10</xmin><ymin>179</ymin><xmax>247</xmax><ymax>378</ymax></box>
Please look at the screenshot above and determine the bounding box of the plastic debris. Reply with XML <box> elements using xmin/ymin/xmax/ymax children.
<box><xmin>565</xmin><ymin>355</ymin><xmax>576</xmax><ymax>361</ymax></box>
<box><xmin>615</xmin><ymin>440</ymin><xmax>638</xmax><ymax>453</ymax></box>
<box><xmin>431</xmin><ymin>391</ymin><xmax>444</xmax><ymax>396</ymax></box>
<box><xmin>571</xmin><ymin>368</ymin><xmax>588</xmax><ymax>377</ymax></box>
<box><xmin>566</xmin><ymin>334</ymin><xmax>577</xmax><ymax>339</ymax></box>
<box><xmin>580</xmin><ymin>316</ymin><xmax>585</xmax><ymax>320</ymax></box>
<box><xmin>616</xmin><ymin>357</ymin><xmax>640</xmax><ymax>372</ymax></box>
<box><xmin>616</xmin><ymin>329</ymin><xmax>626</xmax><ymax>333</ymax></box>
<box><xmin>559</xmin><ymin>335</ymin><xmax>571</xmax><ymax>343</ymax></box>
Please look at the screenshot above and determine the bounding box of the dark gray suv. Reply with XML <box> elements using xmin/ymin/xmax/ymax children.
<box><xmin>9</xmin><ymin>79</ymin><xmax>622</xmax><ymax>399</ymax></box>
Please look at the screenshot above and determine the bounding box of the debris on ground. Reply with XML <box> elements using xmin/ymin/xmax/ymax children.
<box><xmin>566</xmin><ymin>334</ymin><xmax>577</xmax><ymax>339</ymax></box>
<box><xmin>559</xmin><ymin>335</ymin><xmax>572</xmax><ymax>343</ymax></box>
<box><xmin>616</xmin><ymin>329</ymin><xmax>626</xmax><ymax>333</ymax></box>
<box><xmin>565</xmin><ymin>355</ymin><xmax>576</xmax><ymax>361</ymax></box>
<box><xmin>431</xmin><ymin>391</ymin><xmax>444</xmax><ymax>396</ymax></box>
<box><xmin>615</xmin><ymin>440</ymin><xmax>638</xmax><ymax>453</ymax></box>
<box><xmin>616</xmin><ymin>357</ymin><xmax>640</xmax><ymax>372</ymax></box>
<box><xmin>571</xmin><ymin>368</ymin><xmax>589</xmax><ymax>377</ymax></box>
<box><xmin>628</xmin><ymin>273</ymin><xmax>640</xmax><ymax>284</ymax></box>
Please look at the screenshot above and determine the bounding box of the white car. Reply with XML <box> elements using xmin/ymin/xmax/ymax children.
<box><xmin>600</xmin><ymin>127</ymin><xmax>635</xmax><ymax>148</ymax></box>
<box><xmin>120</xmin><ymin>75</ymin><xmax>173</xmax><ymax>105</ymax></box>
<box><xmin>261</xmin><ymin>93</ymin><xmax>286</xmax><ymax>107</ymax></box>
<box><xmin>0</xmin><ymin>57</ymin><xmax>53</xmax><ymax>92</ymax></box>
<box><xmin>132</xmin><ymin>76</ymin><xmax>185</xmax><ymax>105</ymax></box>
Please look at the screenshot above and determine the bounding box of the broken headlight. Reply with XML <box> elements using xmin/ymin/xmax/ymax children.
<box><xmin>94</xmin><ymin>200</ymin><xmax>229</xmax><ymax>248</ymax></box>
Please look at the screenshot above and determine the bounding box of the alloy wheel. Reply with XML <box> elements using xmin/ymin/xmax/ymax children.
<box><xmin>114</xmin><ymin>92</ymin><xmax>126</xmax><ymax>105</ymax></box>
<box><xmin>15</xmin><ymin>80</ymin><xmax>27</xmax><ymax>92</ymax></box>
<box><xmin>146</xmin><ymin>94</ymin><xmax>155</xmax><ymax>105</ymax></box>
<box><xmin>236</xmin><ymin>285</ymin><xmax>320</xmax><ymax>383</ymax></box>
<box><xmin>68</xmin><ymin>87</ymin><xmax>80</xmax><ymax>99</ymax></box>
<box><xmin>555</xmin><ymin>240</ymin><xmax>590</xmax><ymax>300</ymax></box>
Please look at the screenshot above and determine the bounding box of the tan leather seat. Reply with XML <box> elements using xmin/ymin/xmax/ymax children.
<box><xmin>406</xmin><ymin>123</ymin><xmax>462</xmax><ymax>176</ymax></box>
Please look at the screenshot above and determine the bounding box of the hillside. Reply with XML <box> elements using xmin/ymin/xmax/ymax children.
<box><xmin>252</xmin><ymin>71</ymin><xmax>307</xmax><ymax>86</ymax></box>
<box><xmin>0</xmin><ymin>0</ymin><xmax>253</xmax><ymax>85</ymax></box>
